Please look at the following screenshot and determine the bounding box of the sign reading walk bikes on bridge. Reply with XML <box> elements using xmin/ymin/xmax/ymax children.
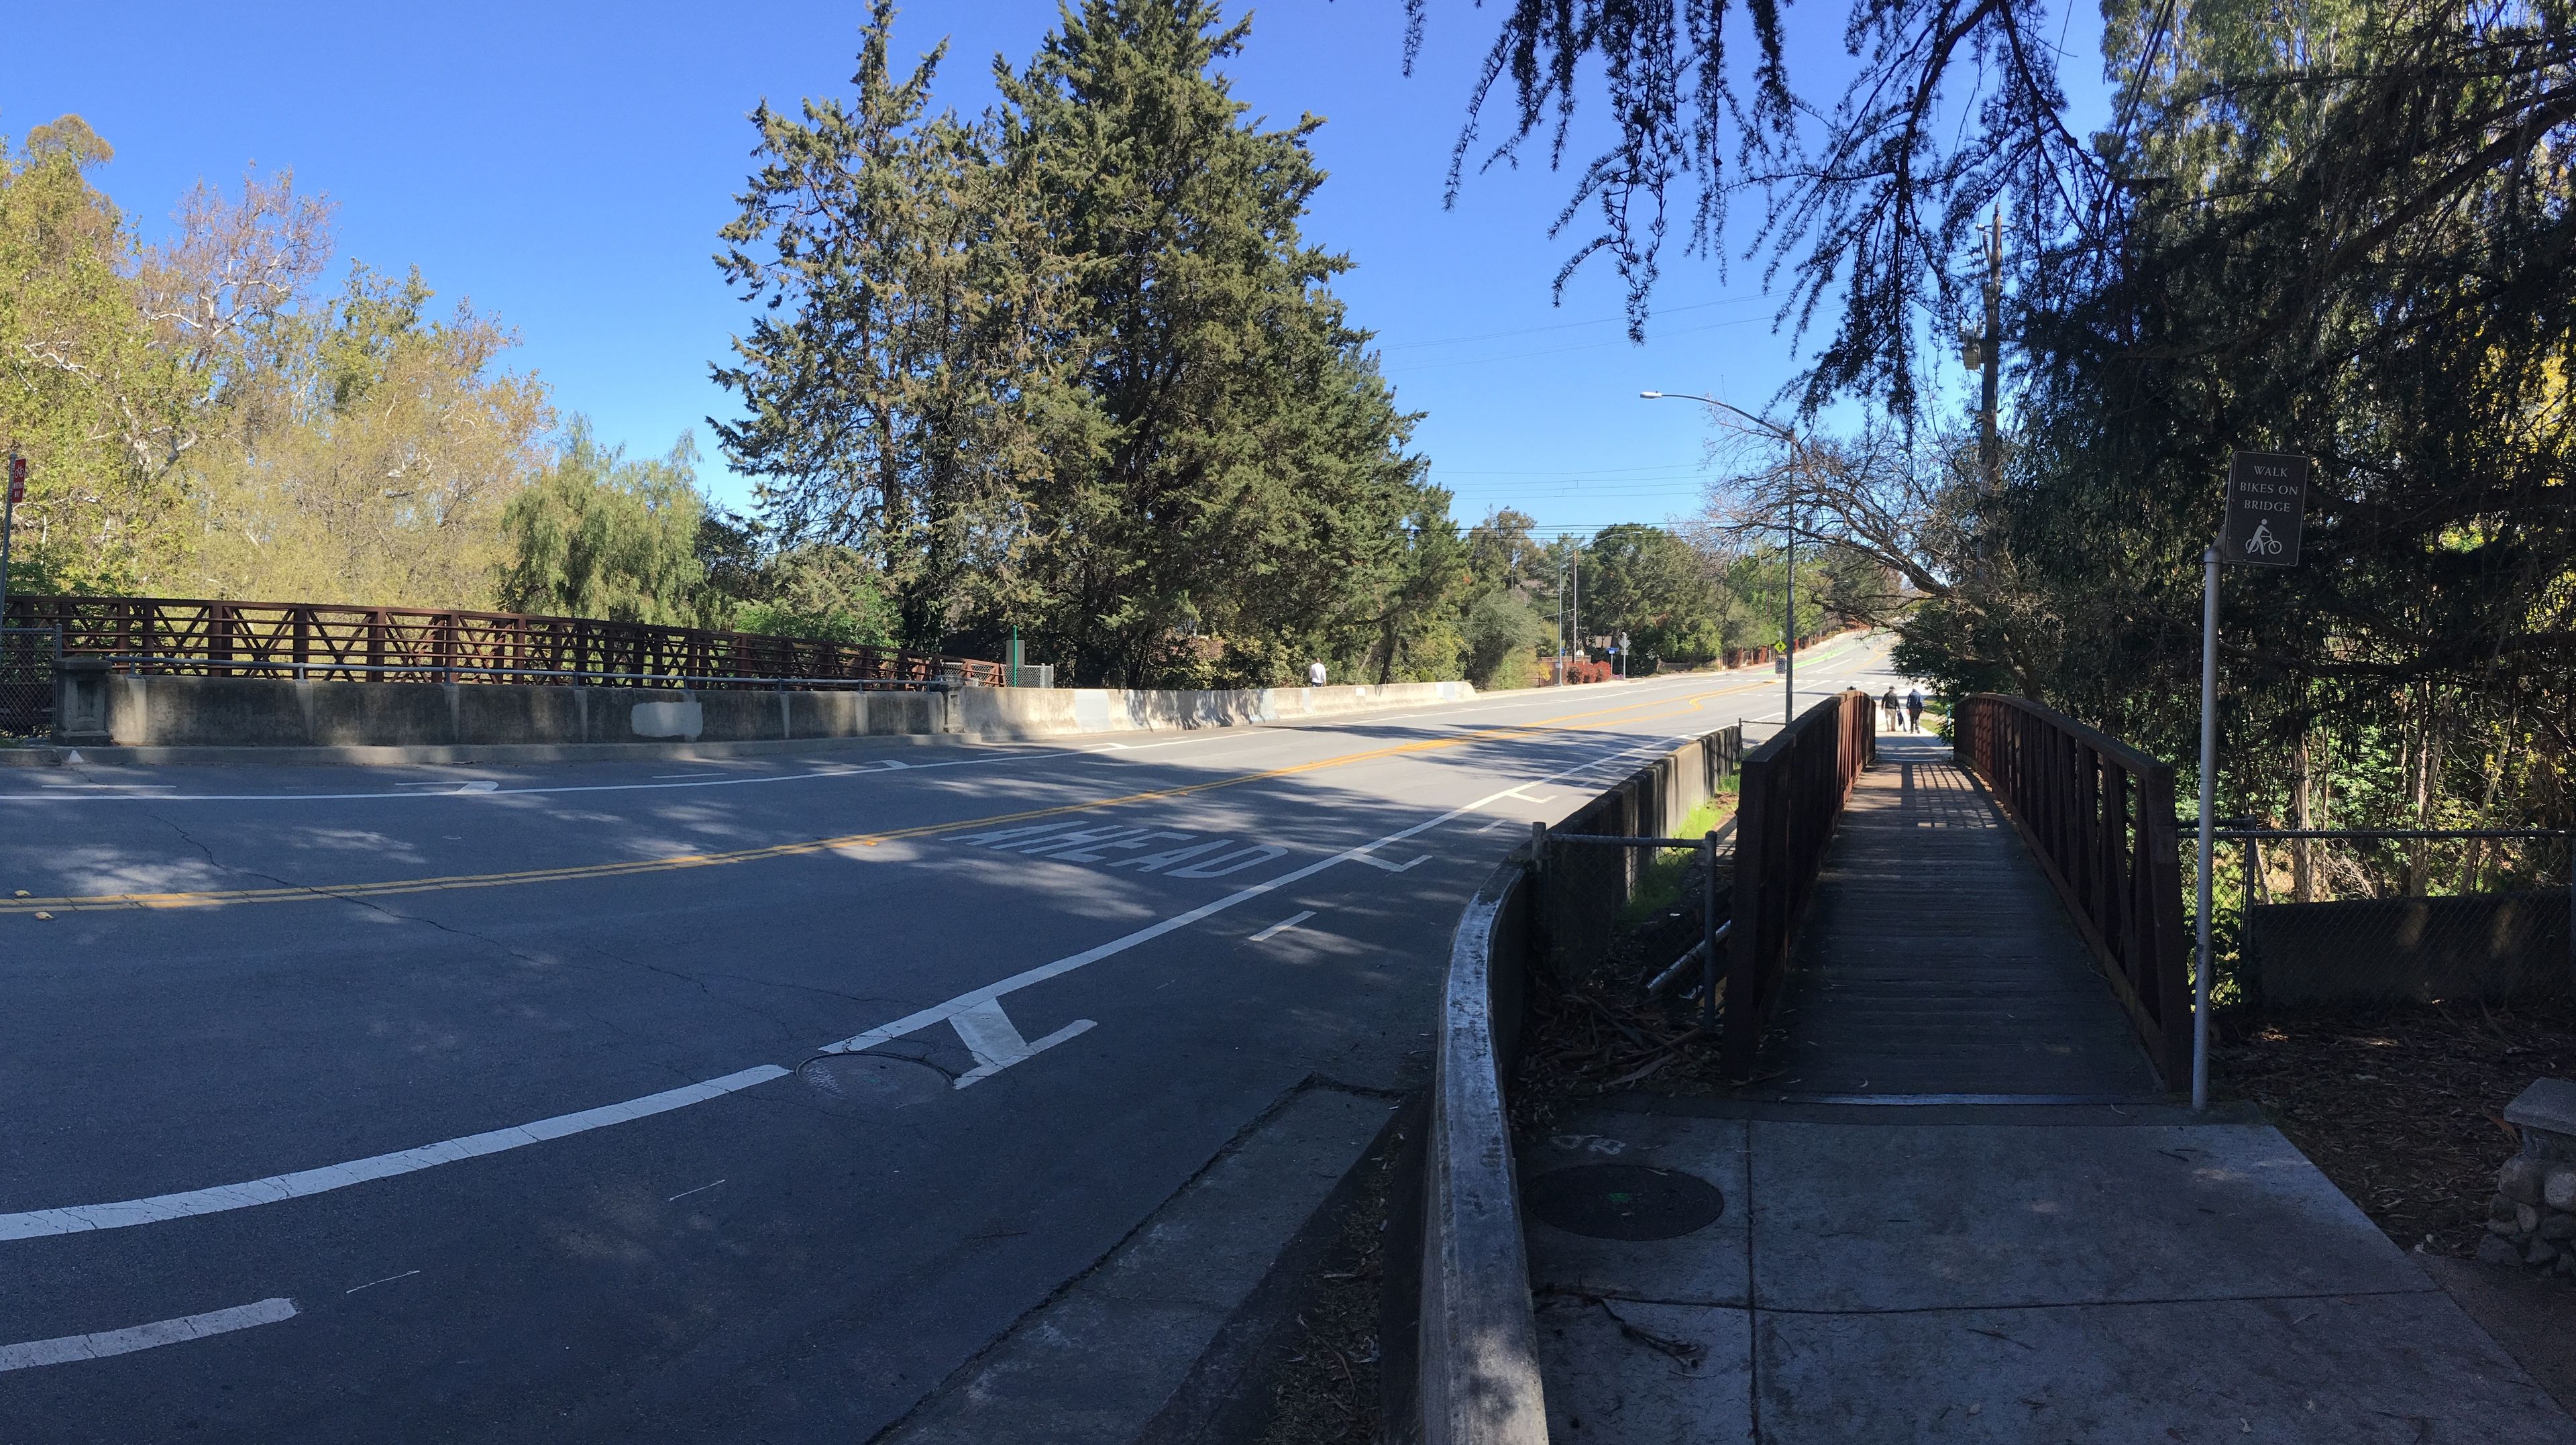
<box><xmin>2222</xmin><ymin>451</ymin><xmax>2311</xmax><ymax>567</ymax></box>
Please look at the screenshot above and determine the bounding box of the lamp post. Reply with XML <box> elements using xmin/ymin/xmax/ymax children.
<box><xmin>1643</xmin><ymin>390</ymin><xmax>1802</xmax><ymax>725</ymax></box>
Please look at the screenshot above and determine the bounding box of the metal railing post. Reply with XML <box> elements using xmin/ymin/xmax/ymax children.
<box><xmin>1699</xmin><ymin>833</ymin><xmax>1719</xmax><ymax>1033</ymax></box>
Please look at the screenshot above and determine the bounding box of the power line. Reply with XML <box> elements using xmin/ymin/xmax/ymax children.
<box><xmin>1385</xmin><ymin>315</ymin><xmax>1769</xmax><ymax>373</ymax></box>
<box><xmin>1428</xmin><ymin>462</ymin><xmax>1712</xmax><ymax>478</ymax></box>
<box><xmin>1374</xmin><ymin>293</ymin><xmax>1769</xmax><ymax>351</ymax></box>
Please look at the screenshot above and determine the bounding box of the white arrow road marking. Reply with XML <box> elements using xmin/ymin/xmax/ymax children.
<box><xmin>0</xmin><ymin>1298</ymin><xmax>298</xmax><ymax>1373</ymax></box>
<box><xmin>1250</xmin><ymin>910</ymin><xmax>1316</xmax><ymax>943</ymax></box>
<box><xmin>1348</xmin><ymin>850</ymin><xmax>1430</xmax><ymax>873</ymax></box>
<box><xmin>0</xmin><ymin>731</ymin><xmax>1690</xmax><ymax>1241</ymax></box>
<box><xmin>948</xmin><ymin>999</ymin><xmax>1095</xmax><ymax>1089</ymax></box>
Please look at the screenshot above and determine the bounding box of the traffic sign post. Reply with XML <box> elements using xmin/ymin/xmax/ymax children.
<box><xmin>2222</xmin><ymin>452</ymin><xmax>2310</xmax><ymax>567</ymax></box>
<box><xmin>2194</xmin><ymin>450</ymin><xmax>2312</xmax><ymax>1111</ymax></box>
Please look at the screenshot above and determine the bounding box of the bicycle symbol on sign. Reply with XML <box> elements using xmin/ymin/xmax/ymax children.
<box><xmin>2244</xmin><ymin>521</ymin><xmax>2284</xmax><ymax>557</ymax></box>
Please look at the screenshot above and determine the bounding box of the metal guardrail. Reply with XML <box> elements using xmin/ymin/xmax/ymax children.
<box><xmin>1956</xmin><ymin>694</ymin><xmax>2192</xmax><ymax>1085</ymax></box>
<box><xmin>1722</xmin><ymin>690</ymin><xmax>1876</xmax><ymax>1076</ymax></box>
<box><xmin>1</xmin><ymin>594</ymin><xmax>1005</xmax><ymax>688</ymax></box>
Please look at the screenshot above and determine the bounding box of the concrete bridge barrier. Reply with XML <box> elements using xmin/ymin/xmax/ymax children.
<box><xmin>48</xmin><ymin>665</ymin><xmax>1477</xmax><ymax>755</ymax></box>
<box><xmin>1388</xmin><ymin>722</ymin><xmax>1744</xmax><ymax>1444</ymax></box>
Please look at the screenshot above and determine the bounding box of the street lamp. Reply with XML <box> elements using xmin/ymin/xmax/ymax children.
<box><xmin>1643</xmin><ymin>390</ymin><xmax>1803</xmax><ymax>725</ymax></box>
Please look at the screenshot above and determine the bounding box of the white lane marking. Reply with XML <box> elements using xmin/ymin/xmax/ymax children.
<box><xmin>0</xmin><ymin>1298</ymin><xmax>298</xmax><ymax>1373</ymax></box>
<box><xmin>1475</xmin><ymin>817</ymin><xmax>1509</xmax><ymax>834</ymax></box>
<box><xmin>0</xmin><ymin>1067</ymin><xmax>787</xmax><ymax>1242</ymax></box>
<box><xmin>1250</xmin><ymin>910</ymin><xmax>1315</xmax><ymax>943</ymax></box>
<box><xmin>652</xmin><ymin>772</ymin><xmax>723</xmax><ymax>780</ymax></box>
<box><xmin>343</xmin><ymin>1269</ymin><xmax>419</xmax><ymax>1294</ymax></box>
<box><xmin>665</xmin><ymin>1179</ymin><xmax>726</xmax><ymax>1203</ymax></box>
<box><xmin>0</xmin><ymin>731</ymin><xmax>1690</xmax><ymax>1240</ymax></box>
<box><xmin>812</xmin><ymin>733</ymin><xmax>1678</xmax><ymax>1061</ymax></box>
<box><xmin>1348</xmin><ymin>849</ymin><xmax>1430</xmax><ymax>873</ymax></box>
<box><xmin>0</xmin><ymin>725</ymin><xmax>1309</xmax><ymax>804</ymax></box>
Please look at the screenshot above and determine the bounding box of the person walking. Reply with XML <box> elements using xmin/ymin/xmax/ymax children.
<box><xmin>1307</xmin><ymin>659</ymin><xmax>1328</xmax><ymax>688</ymax></box>
<box><xmin>1905</xmin><ymin>687</ymin><xmax>1925</xmax><ymax>733</ymax></box>
<box><xmin>1881</xmin><ymin>687</ymin><xmax>1901</xmax><ymax>733</ymax></box>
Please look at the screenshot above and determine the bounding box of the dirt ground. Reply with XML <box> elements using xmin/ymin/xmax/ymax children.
<box><xmin>2212</xmin><ymin>998</ymin><xmax>2576</xmax><ymax>1258</ymax></box>
<box><xmin>1253</xmin><ymin>1119</ymin><xmax>1399</xmax><ymax>1445</ymax></box>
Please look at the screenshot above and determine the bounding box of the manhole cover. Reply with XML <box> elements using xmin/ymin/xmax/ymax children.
<box><xmin>797</xmin><ymin>1054</ymin><xmax>950</xmax><ymax>1110</ymax></box>
<box><xmin>1525</xmin><ymin>1164</ymin><xmax>1725</xmax><ymax>1241</ymax></box>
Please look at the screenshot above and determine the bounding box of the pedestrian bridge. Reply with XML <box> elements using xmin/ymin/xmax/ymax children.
<box><xmin>1725</xmin><ymin>691</ymin><xmax>2194</xmax><ymax>1095</ymax></box>
<box><xmin>1407</xmin><ymin>689</ymin><xmax>2574</xmax><ymax>1445</ymax></box>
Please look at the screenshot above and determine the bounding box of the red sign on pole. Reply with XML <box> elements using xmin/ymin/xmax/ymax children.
<box><xmin>7</xmin><ymin>455</ymin><xmax>22</xmax><ymax>504</ymax></box>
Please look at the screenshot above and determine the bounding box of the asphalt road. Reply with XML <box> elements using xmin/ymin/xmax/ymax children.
<box><xmin>0</xmin><ymin>641</ymin><xmax>1909</xmax><ymax>1444</ymax></box>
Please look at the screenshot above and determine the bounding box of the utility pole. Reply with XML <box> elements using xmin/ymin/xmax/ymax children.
<box><xmin>1980</xmin><ymin>207</ymin><xmax>2002</xmax><ymax>494</ymax></box>
<box><xmin>1556</xmin><ymin>553</ymin><xmax>1567</xmax><ymax>684</ymax></box>
<box><xmin>1784</xmin><ymin>519</ymin><xmax>1796</xmax><ymax>724</ymax></box>
<box><xmin>1639</xmin><ymin>389</ymin><xmax>1803</xmax><ymax>722</ymax></box>
<box><xmin>1</xmin><ymin>451</ymin><xmax>21</xmax><ymax>623</ymax></box>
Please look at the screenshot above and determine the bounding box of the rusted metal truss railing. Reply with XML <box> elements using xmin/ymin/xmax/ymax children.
<box><xmin>1956</xmin><ymin>694</ymin><xmax>2192</xmax><ymax>1086</ymax></box>
<box><xmin>1723</xmin><ymin>690</ymin><xmax>1876</xmax><ymax>1076</ymax></box>
<box><xmin>0</xmin><ymin>594</ymin><xmax>1005</xmax><ymax>689</ymax></box>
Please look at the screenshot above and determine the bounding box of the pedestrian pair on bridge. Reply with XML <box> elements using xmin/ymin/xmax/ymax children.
<box><xmin>1881</xmin><ymin>688</ymin><xmax>1925</xmax><ymax>733</ymax></box>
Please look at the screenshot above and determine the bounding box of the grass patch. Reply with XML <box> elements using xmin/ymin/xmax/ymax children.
<box><xmin>1616</xmin><ymin>790</ymin><xmax>1736</xmax><ymax>927</ymax></box>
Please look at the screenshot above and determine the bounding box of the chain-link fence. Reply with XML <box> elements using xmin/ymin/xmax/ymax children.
<box><xmin>0</xmin><ymin>625</ymin><xmax>58</xmax><ymax>739</ymax></box>
<box><xmin>1542</xmin><ymin>831</ymin><xmax>1731</xmax><ymax>1016</ymax></box>
<box><xmin>2197</xmin><ymin>828</ymin><xmax>2573</xmax><ymax>1010</ymax></box>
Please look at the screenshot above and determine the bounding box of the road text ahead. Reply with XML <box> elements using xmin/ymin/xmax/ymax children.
<box><xmin>952</xmin><ymin>821</ymin><xmax>1287</xmax><ymax>879</ymax></box>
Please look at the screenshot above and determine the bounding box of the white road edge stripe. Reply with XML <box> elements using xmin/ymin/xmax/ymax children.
<box><xmin>0</xmin><ymin>731</ymin><xmax>1687</xmax><ymax>1243</ymax></box>
<box><xmin>0</xmin><ymin>1297</ymin><xmax>298</xmax><ymax>1372</ymax></box>
<box><xmin>0</xmin><ymin>1068</ymin><xmax>788</xmax><ymax>1241</ymax></box>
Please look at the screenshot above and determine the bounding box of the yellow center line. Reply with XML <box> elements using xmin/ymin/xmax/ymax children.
<box><xmin>4</xmin><ymin>670</ymin><xmax>1815</xmax><ymax>916</ymax></box>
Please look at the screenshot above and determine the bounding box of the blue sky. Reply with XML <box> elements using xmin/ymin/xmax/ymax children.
<box><xmin>7</xmin><ymin>1</ymin><xmax>2109</xmax><ymax>540</ymax></box>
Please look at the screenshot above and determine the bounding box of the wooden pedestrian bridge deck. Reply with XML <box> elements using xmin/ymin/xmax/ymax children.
<box><xmin>1766</xmin><ymin>733</ymin><xmax>2164</xmax><ymax>1099</ymax></box>
<box><xmin>1722</xmin><ymin>692</ymin><xmax>2195</xmax><ymax>1096</ymax></box>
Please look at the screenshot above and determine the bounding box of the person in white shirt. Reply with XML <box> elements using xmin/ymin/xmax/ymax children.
<box><xmin>1308</xmin><ymin>659</ymin><xmax>1328</xmax><ymax>687</ymax></box>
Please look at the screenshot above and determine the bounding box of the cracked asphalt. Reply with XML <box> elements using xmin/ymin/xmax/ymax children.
<box><xmin>0</xmin><ymin>651</ymin><xmax>1889</xmax><ymax>1442</ymax></box>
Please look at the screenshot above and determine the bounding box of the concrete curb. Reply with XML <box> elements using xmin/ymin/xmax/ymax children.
<box><xmin>1136</xmin><ymin>1090</ymin><xmax>1419</xmax><ymax>1444</ymax></box>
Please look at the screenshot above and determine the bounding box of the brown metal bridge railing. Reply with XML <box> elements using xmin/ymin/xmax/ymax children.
<box><xmin>0</xmin><ymin>594</ymin><xmax>1005</xmax><ymax>689</ymax></box>
<box><xmin>1955</xmin><ymin>694</ymin><xmax>2192</xmax><ymax>1085</ymax></box>
<box><xmin>1721</xmin><ymin>689</ymin><xmax>1877</xmax><ymax>1076</ymax></box>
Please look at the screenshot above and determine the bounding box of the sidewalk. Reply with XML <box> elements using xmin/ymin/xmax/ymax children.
<box><xmin>1518</xmin><ymin>732</ymin><xmax>2576</xmax><ymax>1440</ymax></box>
<box><xmin>1523</xmin><ymin>1097</ymin><xmax>2575</xmax><ymax>1441</ymax></box>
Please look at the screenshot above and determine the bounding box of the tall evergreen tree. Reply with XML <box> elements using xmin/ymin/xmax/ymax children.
<box><xmin>712</xmin><ymin>1</ymin><xmax>1033</xmax><ymax>651</ymax></box>
<box><xmin>715</xmin><ymin>0</ymin><xmax>1443</xmax><ymax>686</ymax></box>
<box><xmin>992</xmin><ymin>0</ymin><xmax>1436</xmax><ymax>686</ymax></box>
